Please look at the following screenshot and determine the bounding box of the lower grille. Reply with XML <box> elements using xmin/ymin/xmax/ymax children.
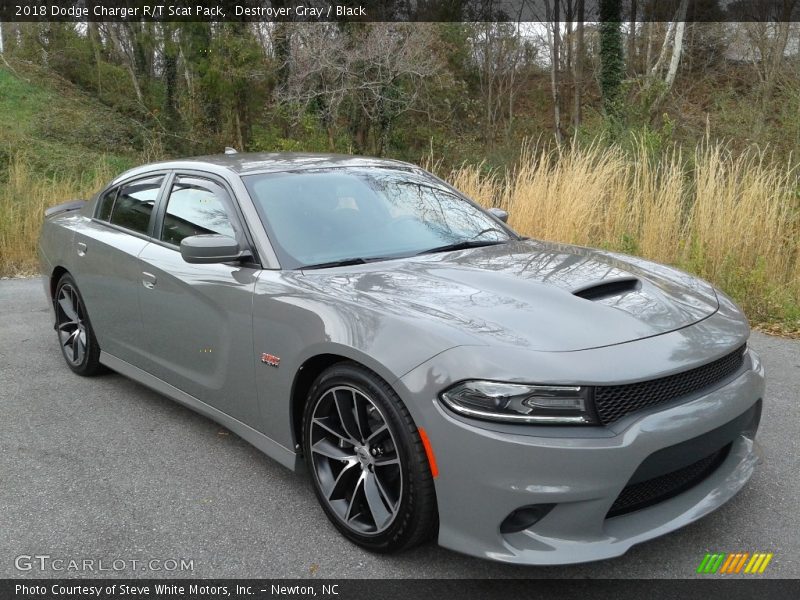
<box><xmin>594</xmin><ymin>345</ymin><xmax>747</xmax><ymax>425</ymax></box>
<box><xmin>607</xmin><ymin>444</ymin><xmax>731</xmax><ymax>518</ymax></box>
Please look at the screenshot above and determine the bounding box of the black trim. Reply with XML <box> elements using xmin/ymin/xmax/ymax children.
<box><xmin>159</xmin><ymin>170</ymin><xmax>261</xmax><ymax>267</ymax></box>
<box><xmin>149</xmin><ymin>171</ymin><xmax>175</xmax><ymax>239</ymax></box>
<box><xmin>572</xmin><ymin>277</ymin><xmax>641</xmax><ymax>301</ymax></box>
<box><xmin>595</xmin><ymin>345</ymin><xmax>748</xmax><ymax>425</ymax></box>
<box><xmin>45</xmin><ymin>200</ymin><xmax>85</xmax><ymax>218</ymax></box>
<box><xmin>93</xmin><ymin>173</ymin><xmax>169</xmax><ymax>238</ymax></box>
<box><xmin>607</xmin><ymin>444</ymin><xmax>731</xmax><ymax>518</ymax></box>
<box><xmin>606</xmin><ymin>400</ymin><xmax>761</xmax><ymax>518</ymax></box>
<box><xmin>87</xmin><ymin>218</ymin><xmax>154</xmax><ymax>244</ymax></box>
<box><xmin>630</xmin><ymin>400</ymin><xmax>761</xmax><ymax>485</ymax></box>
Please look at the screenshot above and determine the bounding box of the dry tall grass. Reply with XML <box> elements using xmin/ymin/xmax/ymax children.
<box><xmin>447</xmin><ymin>140</ymin><xmax>800</xmax><ymax>326</ymax></box>
<box><xmin>0</xmin><ymin>156</ymin><xmax>113</xmax><ymax>276</ymax></box>
<box><xmin>2</xmin><ymin>144</ymin><xmax>798</xmax><ymax>327</ymax></box>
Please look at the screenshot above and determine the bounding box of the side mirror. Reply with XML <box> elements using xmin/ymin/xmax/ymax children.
<box><xmin>488</xmin><ymin>207</ymin><xmax>509</xmax><ymax>223</ymax></box>
<box><xmin>180</xmin><ymin>234</ymin><xmax>245</xmax><ymax>264</ymax></box>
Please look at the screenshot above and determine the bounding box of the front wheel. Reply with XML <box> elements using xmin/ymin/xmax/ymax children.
<box><xmin>302</xmin><ymin>362</ymin><xmax>438</xmax><ymax>553</ymax></box>
<box><xmin>54</xmin><ymin>273</ymin><xmax>103</xmax><ymax>376</ymax></box>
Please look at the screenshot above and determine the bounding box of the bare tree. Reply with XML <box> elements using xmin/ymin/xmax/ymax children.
<box><xmin>573</xmin><ymin>0</ymin><xmax>585</xmax><ymax>130</ymax></box>
<box><xmin>105</xmin><ymin>23</ymin><xmax>144</xmax><ymax>104</ymax></box>
<box><xmin>627</xmin><ymin>0</ymin><xmax>637</xmax><ymax>74</ymax></box>
<box><xmin>544</xmin><ymin>0</ymin><xmax>563</xmax><ymax>143</ymax></box>
<box><xmin>277</xmin><ymin>23</ymin><xmax>444</xmax><ymax>154</ymax></box>
<box><xmin>469</xmin><ymin>23</ymin><xmax>531</xmax><ymax>144</ymax></box>
<box><xmin>640</xmin><ymin>0</ymin><xmax>689</xmax><ymax>118</ymax></box>
<box><xmin>744</xmin><ymin>0</ymin><xmax>799</xmax><ymax>130</ymax></box>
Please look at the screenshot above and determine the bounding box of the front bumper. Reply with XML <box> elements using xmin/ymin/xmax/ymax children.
<box><xmin>398</xmin><ymin>336</ymin><xmax>764</xmax><ymax>565</ymax></box>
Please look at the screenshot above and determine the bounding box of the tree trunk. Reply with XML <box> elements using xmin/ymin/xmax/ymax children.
<box><xmin>235</xmin><ymin>110</ymin><xmax>244</xmax><ymax>151</ymax></box>
<box><xmin>547</xmin><ymin>0</ymin><xmax>563</xmax><ymax>143</ymax></box>
<box><xmin>599</xmin><ymin>0</ymin><xmax>624</xmax><ymax>123</ymax></box>
<box><xmin>327</xmin><ymin>125</ymin><xmax>335</xmax><ymax>152</ymax></box>
<box><xmin>650</xmin><ymin>0</ymin><xmax>688</xmax><ymax>117</ymax></box>
<box><xmin>649</xmin><ymin>20</ymin><xmax>676</xmax><ymax>78</ymax></box>
<box><xmin>108</xmin><ymin>25</ymin><xmax>144</xmax><ymax>105</ymax></box>
<box><xmin>573</xmin><ymin>0</ymin><xmax>585</xmax><ymax>130</ymax></box>
<box><xmin>758</xmin><ymin>3</ymin><xmax>796</xmax><ymax>129</ymax></box>
<box><xmin>627</xmin><ymin>0</ymin><xmax>637</xmax><ymax>74</ymax></box>
<box><xmin>162</xmin><ymin>25</ymin><xmax>179</xmax><ymax>125</ymax></box>
<box><xmin>663</xmin><ymin>10</ymin><xmax>687</xmax><ymax>91</ymax></box>
<box><xmin>87</xmin><ymin>22</ymin><xmax>103</xmax><ymax>95</ymax></box>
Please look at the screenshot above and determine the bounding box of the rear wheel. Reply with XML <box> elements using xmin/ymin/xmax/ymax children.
<box><xmin>303</xmin><ymin>362</ymin><xmax>438</xmax><ymax>553</ymax></box>
<box><xmin>54</xmin><ymin>274</ymin><xmax>103</xmax><ymax>376</ymax></box>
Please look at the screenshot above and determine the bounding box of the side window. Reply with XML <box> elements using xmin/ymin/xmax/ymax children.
<box><xmin>95</xmin><ymin>187</ymin><xmax>118</xmax><ymax>221</ymax></box>
<box><xmin>160</xmin><ymin>177</ymin><xmax>237</xmax><ymax>247</ymax></box>
<box><xmin>108</xmin><ymin>176</ymin><xmax>164</xmax><ymax>235</ymax></box>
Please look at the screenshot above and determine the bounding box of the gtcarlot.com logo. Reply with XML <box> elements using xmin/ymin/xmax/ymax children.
<box><xmin>14</xmin><ymin>555</ymin><xmax>194</xmax><ymax>573</ymax></box>
<box><xmin>697</xmin><ymin>552</ymin><xmax>774</xmax><ymax>574</ymax></box>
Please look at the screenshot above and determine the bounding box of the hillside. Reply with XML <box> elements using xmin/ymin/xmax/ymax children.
<box><xmin>0</xmin><ymin>60</ymin><xmax>145</xmax><ymax>276</ymax></box>
<box><xmin>0</xmin><ymin>60</ymin><xmax>797</xmax><ymax>332</ymax></box>
<box><xmin>0</xmin><ymin>60</ymin><xmax>143</xmax><ymax>178</ymax></box>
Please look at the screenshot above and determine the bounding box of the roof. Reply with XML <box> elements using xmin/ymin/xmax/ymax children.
<box><xmin>105</xmin><ymin>152</ymin><xmax>428</xmax><ymax>191</ymax></box>
<box><xmin>138</xmin><ymin>152</ymin><xmax>416</xmax><ymax>175</ymax></box>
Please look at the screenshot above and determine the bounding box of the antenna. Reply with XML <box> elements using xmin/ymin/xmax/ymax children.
<box><xmin>224</xmin><ymin>147</ymin><xmax>238</xmax><ymax>155</ymax></box>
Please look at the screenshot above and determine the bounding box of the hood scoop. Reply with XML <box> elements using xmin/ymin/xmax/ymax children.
<box><xmin>572</xmin><ymin>277</ymin><xmax>641</xmax><ymax>301</ymax></box>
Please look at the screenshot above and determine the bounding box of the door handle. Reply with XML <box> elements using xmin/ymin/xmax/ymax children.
<box><xmin>142</xmin><ymin>272</ymin><xmax>157</xmax><ymax>289</ymax></box>
<box><xmin>76</xmin><ymin>242</ymin><xmax>87</xmax><ymax>257</ymax></box>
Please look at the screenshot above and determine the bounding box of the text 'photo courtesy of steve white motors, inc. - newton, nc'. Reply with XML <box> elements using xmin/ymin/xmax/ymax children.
<box><xmin>21</xmin><ymin>3</ymin><xmax>367</xmax><ymax>19</ymax></box>
<box><xmin>15</xmin><ymin>583</ymin><xmax>340</xmax><ymax>598</ymax></box>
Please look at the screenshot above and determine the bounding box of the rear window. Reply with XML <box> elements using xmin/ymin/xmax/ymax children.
<box><xmin>106</xmin><ymin>176</ymin><xmax>164</xmax><ymax>235</ymax></box>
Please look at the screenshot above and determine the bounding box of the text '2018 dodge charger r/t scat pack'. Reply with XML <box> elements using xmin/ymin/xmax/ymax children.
<box><xmin>38</xmin><ymin>153</ymin><xmax>764</xmax><ymax>564</ymax></box>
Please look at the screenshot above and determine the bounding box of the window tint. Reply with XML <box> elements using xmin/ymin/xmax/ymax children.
<box><xmin>160</xmin><ymin>178</ymin><xmax>236</xmax><ymax>246</ymax></box>
<box><xmin>96</xmin><ymin>187</ymin><xmax>117</xmax><ymax>221</ymax></box>
<box><xmin>108</xmin><ymin>176</ymin><xmax>164</xmax><ymax>234</ymax></box>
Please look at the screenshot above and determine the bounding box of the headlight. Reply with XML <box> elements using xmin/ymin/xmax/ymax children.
<box><xmin>439</xmin><ymin>381</ymin><xmax>595</xmax><ymax>424</ymax></box>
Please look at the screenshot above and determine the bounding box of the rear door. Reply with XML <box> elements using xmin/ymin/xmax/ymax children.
<box><xmin>72</xmin><ymin>174</ymin><xmax>166</xmax><ymax>365</ymax></box>
<box><xmin>136</xmin><ymin>173</ymin><xmax>262</xmax><ymax>427</ymax></box>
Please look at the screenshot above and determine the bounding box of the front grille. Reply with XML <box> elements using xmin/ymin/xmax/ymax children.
<box><xmin>607</xmin><ymin>444</ymin><xmax>731</xmax><ymax>518</ymax></box>
<box><xmin>594</xmin><ymin>345</ymin><xmax>747</xmax><ymax>425</ymax></box>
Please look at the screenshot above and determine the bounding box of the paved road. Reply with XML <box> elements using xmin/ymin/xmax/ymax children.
<box><xmin>1</xmin><ymin>278</ymin><xmax>798</xmax><ymax>579</ymax></box>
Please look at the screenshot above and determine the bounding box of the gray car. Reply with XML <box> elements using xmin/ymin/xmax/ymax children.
<box><xmin>38</xmin><ymin>153</ymin><xmax>764</xmax><ymax>565</ymax></box>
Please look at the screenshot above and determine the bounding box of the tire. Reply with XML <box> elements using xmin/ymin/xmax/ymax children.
<box><xmin>53</xmin><ymin>273</ymin><xmax>103</xmax><ymax>376</ymax></box>
<box><xmin>302</xmin><ymin>362</ymin><xmax>438</xmax><ymax>553</ymax></box>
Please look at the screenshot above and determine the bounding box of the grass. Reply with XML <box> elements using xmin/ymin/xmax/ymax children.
<box><xmin>0</xmin><ymin>61</ymin><xmax>141</xmax><ymax>276</ymax></box>
<box><xmin>0</xmin><ymin>156</ymin><xmax>114</xmax><ymax>276</ymax></box>
<box><xmin>0</xmin><ymin>62</ymin><xmax>141</xmax><ymax>177</ymax></box>
<box><xmin>445</xmin><ymin>140</ymin><xmax>800</xmax><ymax>332</ymax></box>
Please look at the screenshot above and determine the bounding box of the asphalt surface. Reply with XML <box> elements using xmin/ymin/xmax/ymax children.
<box><xmin>1</xmin><ymin>277</ymin><xmax>798</xmax><ymax>579</ymax></box>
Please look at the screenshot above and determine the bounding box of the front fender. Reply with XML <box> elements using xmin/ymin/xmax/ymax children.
<box><xmin>250</xmin><ymin>271</ymin><xmax>464</xmax><ymax>454</ymax></box>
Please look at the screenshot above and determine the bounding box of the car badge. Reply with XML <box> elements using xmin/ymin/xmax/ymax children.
<box><xmin>260</xmin><ymin>353</ymin><xmax>281</xmax><ymax>367</ymax></box>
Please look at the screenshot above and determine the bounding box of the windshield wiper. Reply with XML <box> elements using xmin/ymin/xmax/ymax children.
<box><xmin>300</xmin><ymin>256</ymin><xmax>399</xmax><ymax>270</ymax></box>
<box><xmin>300</xmin><ymin>257</ymin><xmax>367</xmax><ymax>270</ymax></box>
<box><xmin>416</xmin><ymin>239</ymin><xmax>507</xmax><ymax>256</ymax></box>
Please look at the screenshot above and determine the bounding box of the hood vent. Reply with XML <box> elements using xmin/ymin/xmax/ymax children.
<box><xmin>572</xmin><ymin>277</ymin><xmax>641</xmax><ymax>301</ymax></box>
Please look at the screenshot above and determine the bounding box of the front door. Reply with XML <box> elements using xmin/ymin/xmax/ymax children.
<box><xmin>136</xmin><ymin>174</ymin><xmax>261</xmax><ymax>427</ymax></box>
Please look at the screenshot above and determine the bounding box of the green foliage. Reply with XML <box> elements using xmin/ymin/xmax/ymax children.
<box><xmin>598</xmin><ymin>1</ymin><xmax>625</xmax><ymax>124</ymax></box>
<box><xmin>249</xmin><ymin>113</ymin><xmax>334</xmax><ymax>153</ymax></box>
<box><xmin>0</xmin><ymin>62</ymin><xmax>140</xmax><ymax>177</ymax></box>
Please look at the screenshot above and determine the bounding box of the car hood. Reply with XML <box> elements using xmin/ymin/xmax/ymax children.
<box><xmin>298</xmin><ymin>240</ymin><xmax>719</xmax><ymax>352</ymax></box>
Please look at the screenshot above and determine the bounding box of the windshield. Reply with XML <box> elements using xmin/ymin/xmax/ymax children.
<box><xmin>243</xmin><ymin>168</ymin><xmax>514</xmax><ymax>269</ymax></box>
